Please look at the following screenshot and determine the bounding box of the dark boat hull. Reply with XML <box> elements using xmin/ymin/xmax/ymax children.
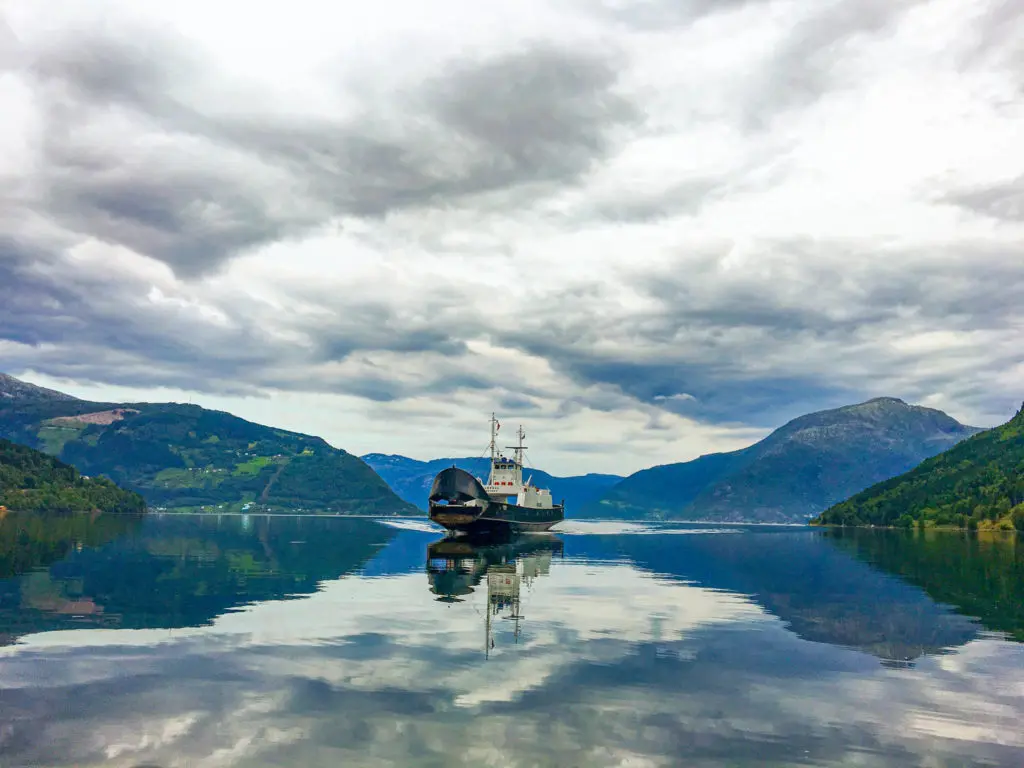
<box><xmin>430</xmin><ymin>502</ymin><xmax>563</xmax><ymax>534</ymax></box>
<box><xmin>428</xmin><ymin>467</ymin><xmax>563</xmax><ymax>535</ymax></box>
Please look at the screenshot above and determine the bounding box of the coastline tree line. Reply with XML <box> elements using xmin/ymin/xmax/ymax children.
<box><xmin>816</xmin><ymin>405</ymin><xmax>1024</xmax><ymax>531</ymax></box>
<box><xmin>0</xmin><ymin>438</ymin><xmax>146</xmax><ymax>515</ymax></box>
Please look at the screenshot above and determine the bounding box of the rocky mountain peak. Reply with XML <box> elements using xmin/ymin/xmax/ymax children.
<box><xmin>860</xmin><ymin>396</ymin><xmax>908</xmax><ymax>406</ymax></box>
<box><xmin>0</xmin><ymin>373</ymin><xmax>80</xmax><ymax>402</ymax></box>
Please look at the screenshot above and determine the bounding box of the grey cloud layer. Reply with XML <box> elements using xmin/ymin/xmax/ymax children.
<box><xmin>945</xmin><ymin>176</ymin><xmax>1024</xmax><ymax>223</ymax></box>
<box><xmin>22</xmin><ymin>31</ymin><xmax>636</xmax><ymax>276</ymax></box>
<box><xmin>494</xmin><ymin>241</ymin><xmax>1024</xmax><ymax>423</ymax></box>
<box><xmin>0</xmin><ymin>239</ymin><xmax>479</xmax><ymax>398</ymax></box>
<box><xmin>2</xmin><ymin>0</ymin><xmax>1023</xmax><ymax>435</ymax></box>
<box><xmin>595</xmin><ymin>0</ymin><xmax>758</xmax><ymax>30</ymax></box>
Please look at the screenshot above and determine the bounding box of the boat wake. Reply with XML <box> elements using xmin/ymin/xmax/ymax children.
<box><xmin>553</xmin><ymin>521</ymin><xmax>744</xmax><ymax>536</ymax></box>
<box><xmin>376</xmin><ymin>519</ymin><xmax>442</xmax><ymax>533</ymax></box>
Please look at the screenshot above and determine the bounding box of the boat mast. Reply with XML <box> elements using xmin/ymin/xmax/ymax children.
<box><xmin>488</xmin><ymin>413</ymin><xmax>499</xmax><ymax>486</ymax></box>
<box><xmin>513</xmin><ymin>425</ymin><xmax>526</xmax><ymax>468</ymax></box>
<box><xmin>500</xmin><ymin>425</ymin><xmax>527</xmax><ymax>490</ymax></box>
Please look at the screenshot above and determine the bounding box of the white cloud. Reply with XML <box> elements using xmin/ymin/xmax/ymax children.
<box><xmin>1</xmin><ymin>0</ymin><xmax>1022</xmax><ymax>471</ymax></box>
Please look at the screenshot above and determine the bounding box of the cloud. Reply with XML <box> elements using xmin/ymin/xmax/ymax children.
<box><xmin>943</xmin><ymin>176</ymin><xmax>1024</xmax><ymax>223</ymax></box>
<box><xmin>490</xmin><ymin>237</ymin><xmax>1024</xmax><ymax>426</ymax></box>
<box><xmin>593</xmin><ymin>0</ymin><xmax>758</xmax><ymax>30</ymax></box>
<box><xmin>1</xmin><ymin>0</ymin><xmax>1023</xmax><ymax>470</ymax></box>
<box><xmin>738</xmin><ymin>0</ymin><xmax>929</xmax><ymax>126</ymax></box>
<box><xmin>20</xmin><ymin>23</ymin><xmax>637</xmax><ymax>277</ymax></box>
<box><xmin>653</xmin><ymin>392</ymin><xmax>695</xmax><ymax>402</ymax></box>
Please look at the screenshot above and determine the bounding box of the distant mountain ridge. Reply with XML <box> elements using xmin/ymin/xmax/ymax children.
<box><xmin>0</xmin><ymin>373</ymin><xmax>415</xmax><ymax>516</ymax></box>
<box><xmin>0</xmin><ymin>373</ymin><xmax>79</xmax><ymax>402</ymax></box>
<box><xmin>586</xmin><ymin>398</ymin><xmax>981</xmax><ymax>523</ymax></box>
<box><xmin>814</xmin><ymin>403</ymin><xmax>1024</xmax><ymax>530</ymax></box>
<box><xmin>1</xmin><ymin>372</ymin><xmax>990</xmax><ymax>524</ymax></box>
<box><xmin>361</xmin><ymin>453</ymin><xmax>622</xmax><ymax>513</ymax></box>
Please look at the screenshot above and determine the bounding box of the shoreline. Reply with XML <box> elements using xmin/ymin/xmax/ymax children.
<box><xmin>810</xmin><ymin>521</ymin><xmax>1021</xmax><ymax>534</ymax></box>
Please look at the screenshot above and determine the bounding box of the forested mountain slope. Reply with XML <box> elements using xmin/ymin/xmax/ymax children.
<box><xmin>0</xmin><ymin>374</ymin><xmax>415</xmax><ymax>515</ymax></box>
<box><xmin>815</xmin><ymin>404</ymin><xmax>1024</xmax><ymax>530</ymax></box>
<box><xmin>0</xmin><ymin>438</ymin><xmax>145</xmax><ymax>514</ymax></box>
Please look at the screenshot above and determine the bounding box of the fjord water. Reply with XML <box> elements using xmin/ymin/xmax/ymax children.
<box><xmin>1</xmin><ymin>516</ymin><xmax>1022</xmax><ymax>767</ymax></box>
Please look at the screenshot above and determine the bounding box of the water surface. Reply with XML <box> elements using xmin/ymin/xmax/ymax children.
<box><xmin>0</xmin><ymin>514</ymin><xmax>1021</xmax><ymax>766</ymax></box>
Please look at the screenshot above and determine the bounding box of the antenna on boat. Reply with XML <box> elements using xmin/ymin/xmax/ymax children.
<box><xmin>506</xmin><ymin>425</ymin><xmax>527</xmax><ymax>468</ymax></box>
<box><xmin>489</xmin><ymin>413</ymin><xmax>499</xmax><ymax>463</ymax></box>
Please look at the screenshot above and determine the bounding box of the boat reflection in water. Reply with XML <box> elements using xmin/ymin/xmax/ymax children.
<box><xmin>426</xmin><ymin>534</ymin><xmax>563</xmax><ymax>657</ymax></box>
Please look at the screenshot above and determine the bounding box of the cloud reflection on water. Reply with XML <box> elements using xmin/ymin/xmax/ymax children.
<box><xmin>0</xmin><ymin>524</ymin><xmax>1022</xmax><ymax>767</ymax></box>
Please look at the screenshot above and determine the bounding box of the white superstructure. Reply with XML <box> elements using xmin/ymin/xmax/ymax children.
<box><xmin>481</xmin><ymin>415</ymin><xmax>555</xmax><ymax>510</ymax></box>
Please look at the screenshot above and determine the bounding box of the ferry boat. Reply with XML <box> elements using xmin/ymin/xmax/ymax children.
<box><xmin>428</xmin><ymin>415</ymin><xmax>564</xmax><ymax>535</ymax></box>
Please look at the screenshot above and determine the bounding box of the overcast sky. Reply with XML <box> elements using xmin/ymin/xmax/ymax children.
<box><xmin>1</xmin><ymin>0</ymin><xmax>1022</xmax><ymax>475</ymax></box>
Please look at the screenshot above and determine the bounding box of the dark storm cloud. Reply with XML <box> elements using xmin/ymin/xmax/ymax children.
<box><xmin>23</xmin><ymin>32</ymin><xmax>638</xmax><ymax>277</ymax></box>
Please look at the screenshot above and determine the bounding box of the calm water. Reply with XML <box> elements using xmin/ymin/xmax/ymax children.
<box><xmin>1</xmin><ymin>515</ymin><xmax>1022</xmax><ymax>767</ymax></box>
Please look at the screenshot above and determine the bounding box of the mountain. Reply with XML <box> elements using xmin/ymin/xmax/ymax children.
<box><xmin>361</xmin><ymin>453</ymin><xmax>622</xmax><ymax>513</ymax></box>
<box><xmin>0</xmin><ymin>374</ymin><xmax>416</xmax><ymax>516</ymax></box>
<box><xmin>0</xmin><ymin>438</ymin><xmax>146</xmax><ymax>514</ymax></box>
<box><xmin>0</xmin><ymin>373</ymin><xmax>80</xmax><ymax>402</ymax></box>
<box><xmin>586</xmin><ymin>398</ymin><xmax>981</xmax><ymax>523</ymax></box>
<box><xmin>814</xmin><ymin>403</ymin><xmax>1024</xmax><ymax>530</ymax></box>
